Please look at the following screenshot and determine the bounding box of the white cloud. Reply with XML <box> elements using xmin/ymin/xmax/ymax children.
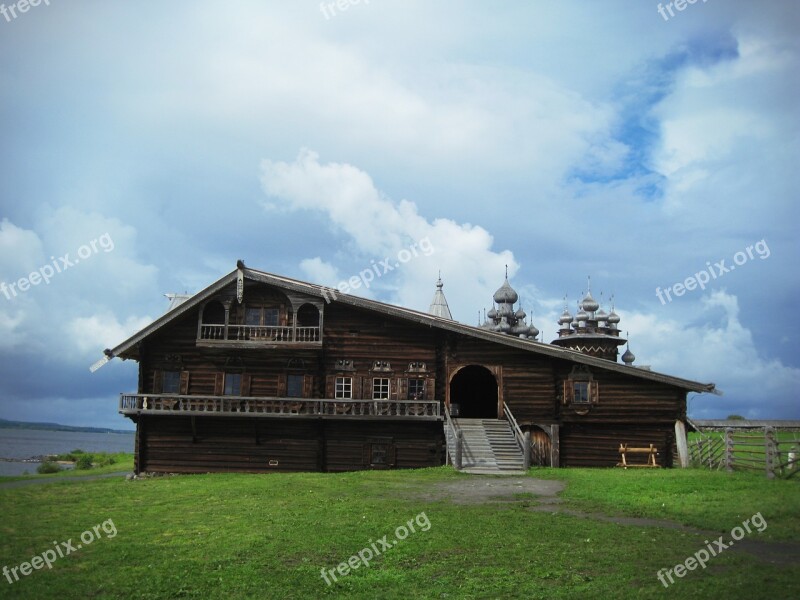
<box><xmin>67</xmin><ymin>312</ymin><xmax>154</xmax><ymax>356</ymax></box>
<box><xmin>299</xmin><ymin>257</ymin><xmax>339</xmax><ymax>286</ymax></box>
<box><xmin>261</xmin><ymin>150</ymin><xmax>516</xmax><ymax>320</ymax></box>
<box><xmin>621</xmin><ymin>291</ymin><xmax>800</xmax><ymax>418</ymax></box>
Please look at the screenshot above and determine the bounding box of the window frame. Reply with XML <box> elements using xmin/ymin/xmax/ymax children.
<box><xmin>573</xmin><ymin>381</ymin><xmax>591</xmax><ymax>404</ymax></box>
<box><xmin>245</xmin><ymin>306</ymin><xmax>280</xmax><ymax>326</ymax></box>
<box><xmin>335</xmin><ymin>376</ymin><xmax>353</xmax><ymax>399</ymax></box>
<box><xmin>407</xmin><ymin>378</ymin><xmax>426</xmax><ymax>400</ymax></box>
<box><xmin>287</xmin><ymin>374</ymin><xmax>304</xmax><ymax>398</ymax></box>
<box><xmin>372</xmin><ymin>377</ymin><xmax>390</xmax><ymax>400</ymax></box>
<box><xmin>224</xmin><ymin>373</ymin><xmax>242</xmax><ymax>396</ymax></box>
<box><xmin>162</xmin><ymin>370</ymin><xmax>181</xmax><ymax>394</ymax></box>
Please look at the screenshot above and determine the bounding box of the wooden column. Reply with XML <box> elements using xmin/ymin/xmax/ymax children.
<box><xmin>674</xmin><ymin>420</ymin><xmax>689</xmax><ymax>468</ymax></box>
<box><xmin>550</xmin><ymin>424</ymin><xmax>560</xmax><ymax>468</ymax></box>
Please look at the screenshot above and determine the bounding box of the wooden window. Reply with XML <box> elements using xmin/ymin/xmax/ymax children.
<box><xmin>245</xmin><ymin>308</ymin><xmax>261</xmax><ymax>326</ymax></box>
<box><xmin>407</xmin><ymin>378</ymin><xmax>425</xmax><ymax>400</ymax></box>
<box><xmin>224</xmin><ymin>373</ymin><xmax>242</xmax><ymax>396</ymax></box>
<box><xmin>335</xmin><ymin>377</ymin><xmax>352</xmax><ymax>399</ymax></box>
<box><xmin>562</xmin><ymin>370</ymin><xmax>600</xmax><ymax>407</ymax></box>
<box><xmin>370</xmin><ymin>443</ymin><xmax>389</xmax><ymax>465</ymax></box>
<box><xmin>287</xmin><ymin>374</ymin><xmax>304</xmax><ymax>398</ymax></box>
<box><xmin>364</xmin><ymin>440</ymin><xmax>396</xmax><ymax>468</ymax></box>
<box><xmin>372</xmin><ymin>378</ymin><xmax>389</xmax><ymax>400</ymax></box>
<box><xmin>573</xmin><ymin>381</ymin><xmax>590</xmax><ymax>404</ymax></box>
<box><xmin>245</xmin><ymin>307</ymin><xmax>280</xmax><ymax>326</ymax></box>
<box><xmin>162</xmin><ymin>371</ymin><xmax>180</xmax><ymax>394</ymax></box>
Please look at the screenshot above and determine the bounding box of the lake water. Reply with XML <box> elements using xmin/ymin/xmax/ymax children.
<box><xmin>0</xmin><ymin>428</ymin><xmax>135</xmax><ymax>476</ymax></box>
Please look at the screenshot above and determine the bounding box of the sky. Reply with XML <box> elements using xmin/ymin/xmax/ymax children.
<box><xmin>0</xmin><ymin>0</ymin><xmax>798</xmax><ymax>429</ymax></box>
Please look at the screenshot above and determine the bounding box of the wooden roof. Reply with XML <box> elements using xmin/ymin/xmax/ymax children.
<box><xmin>97</xmin><ymin>267</ymin><xmax>718</xmax><ymax>395</ymax></box>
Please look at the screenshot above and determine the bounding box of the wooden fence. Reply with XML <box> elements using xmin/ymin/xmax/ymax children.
<box><xmin>689</xmin><ymin>427</ymin><xmax>799</xmax><ymax>479</ymax></box>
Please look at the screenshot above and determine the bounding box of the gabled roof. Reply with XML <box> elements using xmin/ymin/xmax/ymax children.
<box><xmin>95</xmin><ymin>267</ymin><xmax>718</xmax><ymax>395</ymax></box>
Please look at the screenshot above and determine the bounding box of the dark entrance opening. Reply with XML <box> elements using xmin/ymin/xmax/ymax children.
<box><xmin>449</xmin><ymin>365</ymin><xmax>498</xmax><ymax>419</ymax></box>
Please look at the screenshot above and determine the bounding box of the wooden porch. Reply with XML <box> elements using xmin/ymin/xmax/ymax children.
<box><xmin>197</xmin><ymin>324</ymin><xmax>321</xmax><ymax>347</ymax></box>
<box><xmin>119</xmin><ymin>393</ymin><xmax>441</xmax><ymax>420</ymax></box>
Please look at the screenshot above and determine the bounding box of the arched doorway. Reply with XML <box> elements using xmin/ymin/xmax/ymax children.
<box><xmin>449</xmin><ymin>365</ymin><xmax>499</xmax><ymax>418</ymax></box>
<box><xmin>202</xmin><ymin>301</ymin><xmax>225</xmax><ymax>324</ymax></box>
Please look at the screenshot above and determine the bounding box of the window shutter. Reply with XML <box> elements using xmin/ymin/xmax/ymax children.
<box><xmin>214</xmin><ymin>372</ymin><xmax>225</xmax><ymax>396</ymax></box>
<box><xmin>277</xmin><ymin>374</ymin><xmax>287</xmax><ymax>397</ymax></box>
<box><xmin>303</xmin><ymin>375</ymin><xmax>313</xmax><ymax>399</ymax></box>
<box><xmin>390</xmin><ymin>378</ymin><xmax>398</xmax><ymax>400</ymax></box>
<box><xmin>590</xmin><ymin>380</ymin><xmax>599</xmax><ymax>404</ymax></box>
<box><xmin>562</xmin><ymin>380</ymin><xmax>573</xmax><ymax>405</ymax></box>
<box><xmin>354</xmin><ymin>377</ymin><xmax>365</xmax><ymax>400</ymax></box>
<box><xmin>326</xmin><ymin>376</ymin><xmax>335</xmax><ymax>398</ymax></box>
<box><xmin>241</xmin><ymin>373</ymin><xmax>252</xmax><ymax>397</ymax></box>
<box><xmin>152</xmin><ymin>370</ymin><xmax>163</xmax><ymax>394</ymax></box>
<box><xmin>398</xmin><ymin>378</ymin><xmax>408</xmax><ymax>401</ymax></box>
<box><xmin>388</xmin><ymin>445</ymin><xmax>397</xmax><ymax>468</ymax></box>
<box><xmin>425</xmin><ymin>377</ymin><xmax>435</xmax><ymax>401</ymax></box>
<box><xmin>179</xmin><ymin>371</ymin><xmax>190</xmax><ymax>395</ymax></box>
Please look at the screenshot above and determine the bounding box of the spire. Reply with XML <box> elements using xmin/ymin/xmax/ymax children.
<box><xmin>428</xmin><ymin>274</ymin><xmax>453</xmax><ymax>320</ymax></box>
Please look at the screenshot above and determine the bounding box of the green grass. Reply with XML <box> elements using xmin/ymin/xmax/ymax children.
<box><xmin>0</xmin><ymin>453</ymin><xmax>133</xmax><ymax>483</ymax></box>
<box><xmin>0</xmin><ymin>467</ymin><xmax>797</xmax><ymax>599</ymax></box>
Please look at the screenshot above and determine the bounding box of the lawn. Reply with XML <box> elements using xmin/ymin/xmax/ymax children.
<box><xmin>0</xmin><ymin>467</ymin><xmax>797</xmax><ymax>599</ymax></box>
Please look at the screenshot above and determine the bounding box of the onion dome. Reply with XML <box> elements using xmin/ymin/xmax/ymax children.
<box><xmin>493</xmin><ymin>278</ymin><xmax>519</xmax><ymax>305</ymax></box>
<box><xmin>498</xmin><ymin>302</ymin><xmax>513</xmax><ymax>316</ymax></box>
<box><xmin>558</xmin><ymin>308</ymin><xmax>572</xmax><ymax>325</ymax></box>
<box><xmin>621</xmin><ymin>346</ymin><xmax>636</xmax><ymax>365</ymax></box>
<box><xmin>576</xmin><ymin>308</ymin><xmax>589</xmax><ymax>322</ymax></box>
<box><xmin>515</xmin><ymin>307</ymin><xmax>527</xmax><ymax>320</ymax></box>
<box><xmin>528</xmin><ymin>323</ymin><xmax>540</xmax><ymax>338</ymax></box>
<box><xmin>581</xmin><ymin>290</ymin><xmax>599</xmax><ymax>313</ymax></box>
<box><xmin>607</xmin><ymin>309</ymin><xmax>620</xmax><ymax>324</ymax></box>
<box><xmin>511</xmin><ymin>323</ymin><xmax>529</xmax><ymax>336</ymax></box>
<box><xmin>487</xmin><ymin>307</ymin><xmax>497</xmax><ymax>319</ymax></box>
<box><xmin>595</xmin><ymin>308</ymin><xmax>608</xmax><ymax>322</ymax></box>
<box><xmin>495</xmin><ymin>317</ymin><xmax>511</xmax><ymax>333</ymax></box>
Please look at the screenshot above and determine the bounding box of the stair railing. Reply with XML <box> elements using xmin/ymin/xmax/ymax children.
<box><xmin>503</xmin><ymin>405</ymin><xmax>531</xmax><ymax>469</ymax></box>
<box><xmin>444</xmin><ymin>403</ymin><xmax>463</xmax><ymax>469</ymax></box>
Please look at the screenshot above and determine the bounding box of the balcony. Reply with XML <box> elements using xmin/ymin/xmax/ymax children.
<box><xmin>119</xmin><ymin>394</ymin><xmax>442</xmax><ymax>421</ymax></box>
<box><xmin>197</xmin><ymin>324</ymin><xmax>321</xmax><ymax>348</ymax></box>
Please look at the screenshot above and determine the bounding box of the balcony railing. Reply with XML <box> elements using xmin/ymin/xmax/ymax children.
<box><xmin>198</xmin><ymin>324</ymin><xmax>321</xmax><ymax>344</ymax></box>
<box><xmin>119</xmin><ymin>394</ymin><xmax>441</xmax><ymax>420</ymax></box>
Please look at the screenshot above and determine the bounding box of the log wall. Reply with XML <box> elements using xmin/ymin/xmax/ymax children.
<box><xmin>138</xmin><ymin>415</ymin><xmax>443</xmax><ymax>473</ymax></box>
<box><xmin>124</xmin><ymin>280</ymin><xmax>691</xmax><ymax>471</ymax></box>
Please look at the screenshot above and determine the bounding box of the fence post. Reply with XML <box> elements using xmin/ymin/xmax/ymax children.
<box><xmin>455</xmin><ymin>430</ymin><xmax>463</xmax><ymax>470</ymax></box>
<box><xmin>765</xmin><ymin>426</ymin><xmax>776</xmax><ymax>479</ymax></box>
<box><xmin>725</xmin><ymin>428</ymin><xmax>734</xmax><ymax>472</ymax></box>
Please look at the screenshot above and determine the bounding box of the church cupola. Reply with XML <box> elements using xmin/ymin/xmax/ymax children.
<box><xmin>480</xmin><ymin>267</ymin><xmax>539</xmax><ymax>339</ymax></box>
<box><xmin>551</xmin><ymin>278</ymin><xmax>627</xmax><ymax>361</ymax></box>
<box><xmin>428</xmin><ymin>274</ymin><xmax>453</xmax><ymax>320</ymax></box>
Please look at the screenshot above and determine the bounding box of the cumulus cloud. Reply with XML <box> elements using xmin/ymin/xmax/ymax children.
<box><xmin>67</xmin><ymin>312</ymin><xmax>154</xmax><ymax>356</ymax></box>
<box><xmin>299</xmin><ymin>257</ymin><xmax>340</xmax><ymax>287</ymax></box>
<box><xmin>620</xmin><ymin>291</ymin><xmax>800</xmax><ymax>418</ymax></box>
<box><xmin>261</xmin><ymin>149</ymin><xmax>516</xmax><ymax>319</ymax></box>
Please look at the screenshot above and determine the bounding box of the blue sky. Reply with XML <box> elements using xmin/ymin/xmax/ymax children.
<box><xmin>0</xmin><ymin>1</ymin><xmax>797</xmax><ymax>429</ymax></box>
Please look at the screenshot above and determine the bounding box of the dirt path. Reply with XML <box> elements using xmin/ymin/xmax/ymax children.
<box><xmin>414</xmin><ymin>475</ymin><xmax>800</xmax><ymax>567</ymax></box>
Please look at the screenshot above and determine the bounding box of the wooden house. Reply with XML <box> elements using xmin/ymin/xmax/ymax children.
<box><xmin>98</xmin><ymin>263</ymin><xmax>716</xmax><ymax>474</ymax></box>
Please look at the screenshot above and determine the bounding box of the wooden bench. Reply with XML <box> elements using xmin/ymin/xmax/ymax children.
<box><xmin>617</xmin><ymin>443</ymin><xmax>659</xmax><ymax>468</ymax></box>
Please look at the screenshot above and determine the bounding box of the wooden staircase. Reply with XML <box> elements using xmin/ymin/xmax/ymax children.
<box><xmin>453</xmin><ymin>418</ymin><xmax>527</xmax><ymax>473</ymax></box>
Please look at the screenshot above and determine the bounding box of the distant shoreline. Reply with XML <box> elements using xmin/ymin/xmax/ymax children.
<box><xmin>0</xmin><ymin>418</ymin><xmax>134</xmax><ymax>435</ymax></box>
